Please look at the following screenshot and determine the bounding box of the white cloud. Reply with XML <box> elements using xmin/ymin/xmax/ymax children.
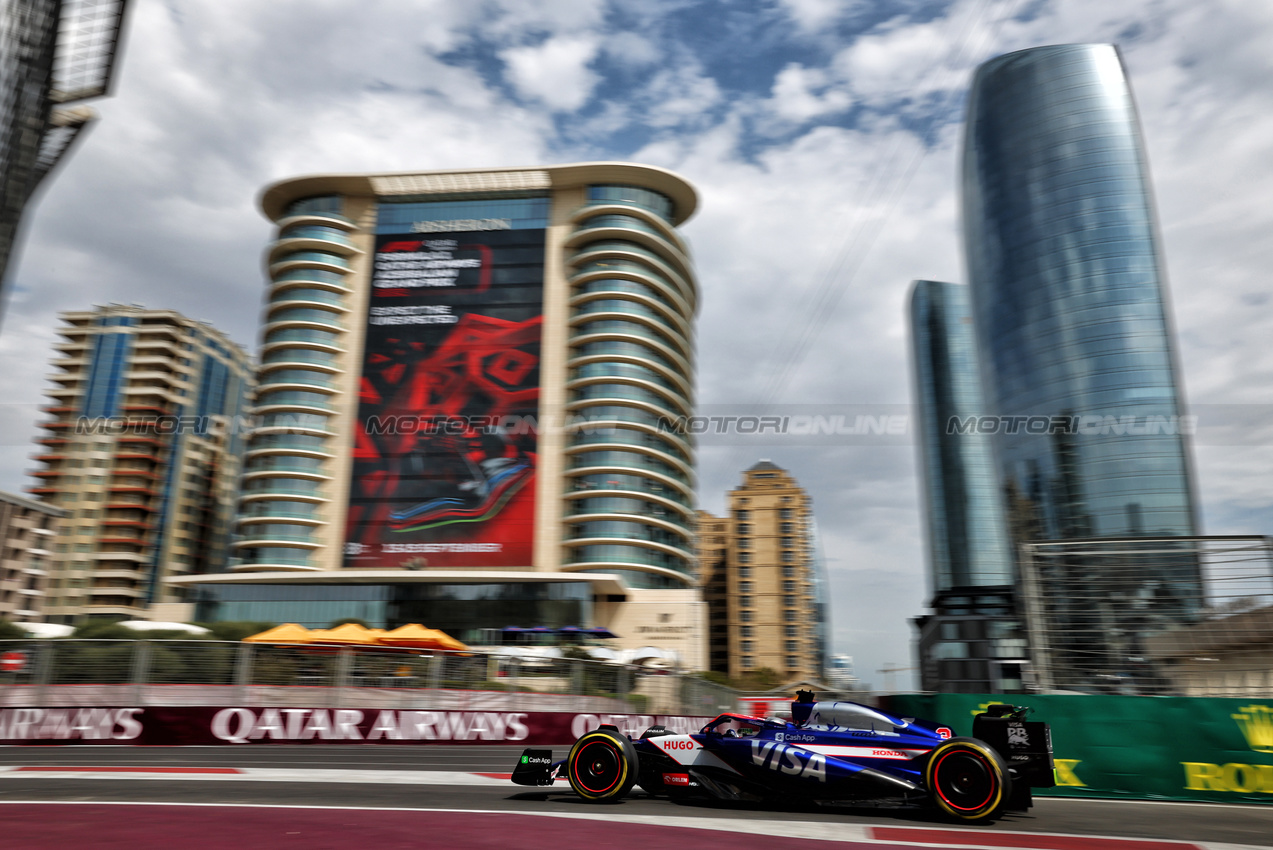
<box><xmin>636</xmin><ymin>64</ymin><xmax>723</xmax><ymax>130</ymax></box>
<box><xmin>765</xmin><ymin>63</ymin><xmax>853</xmax><ymax>123</ymax></box>
<box><xmin>501</xmin><ymin>35</ymin><xmax>601</xmax><ymax>111</ymax></box>
<box><xmin>777</xmin><ymin>0</ymin><xmax>861</xmax><ymax>34</ymax></box>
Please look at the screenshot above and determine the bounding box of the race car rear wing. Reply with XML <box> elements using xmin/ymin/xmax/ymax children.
<box><xmin>972</xmin><ymin>705</ymin><xmax>1055</xmax><ymax>788</ymax></box>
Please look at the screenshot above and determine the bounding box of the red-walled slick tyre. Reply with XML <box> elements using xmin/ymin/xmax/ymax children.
<box><xmin>567</xmin><ymin>728</ymin><xmax>639</xmax><ymax>802</ymax></box>
<box><xmin>924</xmin><ymin>738</ymin><xmax>1012</xmax><ymax>823</ymax></box>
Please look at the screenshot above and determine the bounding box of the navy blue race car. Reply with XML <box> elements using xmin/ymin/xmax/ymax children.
<box><xmin>512</xmin><ymin>692</ymin><xmax>1054</xmax><ymax>823</ymax></box>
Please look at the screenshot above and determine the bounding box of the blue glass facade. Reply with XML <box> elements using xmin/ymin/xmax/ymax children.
<box><xmin>909</xmin><ymin>280</ymin><xmax>1013</xmax><ymax>592</ymax></box>
<box><xmin>962</xmin><ymin>44</ymin><xmax>1198</xmax><ymax>545</ymax></box>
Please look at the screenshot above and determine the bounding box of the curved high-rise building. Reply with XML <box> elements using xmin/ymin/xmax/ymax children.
<box><xmin>177</xmin><ymin>164</ymin><xmax>705</xmax><ymax>666</ymax></box>
<box><xmin>909</xmin><ymin>280</ymin><xmax>1021</xmax><ymax>692</ymax></box>
<box><xmin>962</xmin><ymin>44</ymin><xmax>1197</xmax><ymax>544</ymax></box>
<box><xmin>909</xmin><ymin>280</ymin><xmax>1013</xmax><ymax>592</ymax></box>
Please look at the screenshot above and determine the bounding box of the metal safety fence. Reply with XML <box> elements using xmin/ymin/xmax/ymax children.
<box><xmin>1019</xmin><ymin>535</ymin><xmax>1273</xmax><ymax>696</ymax></box>
<box><xmin>0</xmin><ymin>640</ymin><xmax>739</xmax><ymax>716</ymax></box>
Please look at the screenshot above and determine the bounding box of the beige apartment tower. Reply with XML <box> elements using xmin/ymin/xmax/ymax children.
<box><xmin>180</xmin><ymin>163</ymin><xmax>706</xmax><ymax>668</ymax></box>
<box><xmin>31</xmin><ymin>305</ymin><xmax>252</xmax><ymax>622</ymax></box>
<box><xmin>699</xmin><ymin>461</ymin><xmax>829</xmax><ymax>681</ymax></box>
<box><xmin>0</xmin><ymin>491</ymin><xmax>64</xmax><ymax>623</ymax></box>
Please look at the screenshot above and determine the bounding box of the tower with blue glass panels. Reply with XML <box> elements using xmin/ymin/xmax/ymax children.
<box><xmin>192</xmin><ymin>165</ymin><xmax>705</xmax><ymax>668</ymax></box>
<box><xmin>955</xmin><ymin>44</ymin><xmax>1201</xmax><ymax>689</ymax></box>
<box><xmin>908</xmin><ymin>280</ymin><xmax>1025</xmax><ymax>692</ymax></box>
<box><xmin>32</xmin><ymin>305</ymin><xmax>251</xmax><ymax>623</ymax></box>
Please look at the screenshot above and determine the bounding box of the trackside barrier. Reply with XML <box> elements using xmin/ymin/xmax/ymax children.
<box><xmin>883</xmin><ymin>693</ymin><xmax>1273</xmax><ymax>805</ymax></box>
<box><xmin>0</xmin><ymin>639</ymin><xmax>739</xmax><ymax>731</ymax></box>
<box><xmin>0</xmin><ymin>706</ymin><xmax>714</xmax><ymax>746</ymax></box>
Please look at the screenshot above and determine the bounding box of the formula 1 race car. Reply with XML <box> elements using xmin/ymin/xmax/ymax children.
<box><xmin>512</xmin><ymin>692</ymin><xmax>1054</xmax><ymax>823</ymax></box>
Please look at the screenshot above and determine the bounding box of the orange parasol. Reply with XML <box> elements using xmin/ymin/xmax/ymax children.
<box><xmin>376</xmin><ymin>623</ymin><xmax>468</xmax><ymax>651</ymax></box>
<box><xmin>305</xmin><ymin>623</ymin><xmax>386</xmax><ymax>646</ymax></box>
<box><xmin>242</xmin><ymin>623</ymin><xmax>315</xmax><ymax>644</ymax></box>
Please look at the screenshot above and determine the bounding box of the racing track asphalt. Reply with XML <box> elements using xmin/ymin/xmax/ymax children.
<box><xmin>0</xmin><ymin>745</ymin><xmax>1270</xmax><ymax>849</ymax></box>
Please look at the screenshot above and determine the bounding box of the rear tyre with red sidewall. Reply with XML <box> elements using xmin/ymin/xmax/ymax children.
<box><xmin>923</xmin><ymin>737</ymin><xmax>1012</xmax><ymax>823</ymax></box>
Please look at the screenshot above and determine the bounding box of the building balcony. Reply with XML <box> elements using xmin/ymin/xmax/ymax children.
<box><xmin>98</xmin><ymin>535</ymin><xmax>149</xmax><ymax>546</ymax></box>
<box><xmin>107</xmin><ymin>485</ymin><xmax>158</xmax><ymax>496</ymax></box>
<box><xmin>104</xmin><ymin>501</ymin><xmax>154</xmax><ymax>511</ymax></box>
<box><xmin>101</xmin><ymin>519</ymin><xmax>152</xmax><ymax>529</ymax></box>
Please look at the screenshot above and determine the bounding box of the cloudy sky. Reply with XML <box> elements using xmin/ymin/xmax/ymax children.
<box><xmin>3</xmin><ymin>0</ymin><xmax>1271</xmax><ymax>688</ymax></box>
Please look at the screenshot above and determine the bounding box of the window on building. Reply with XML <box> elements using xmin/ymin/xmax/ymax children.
<box><xmin>782</xmin><ymin>565</ymin><xmax>795</xmax><ymax>577</ymax></box>
<box><xmin>742</xmin><ymin>655</ymin><xmax>753</xmax><ymax>668</ymax></box>
<box><xmin>737</xmin><ymin>565</ymin><xmax>751</xmax><ymax>577</ymax></box>
<box><xmin>738</xmin><ymin>595</ymin><xmax>752</xmax><ymax>608</ymax></box>
<box><xmin>784</xmin><ymin>610</ymin><xmax>797</xmax><ymax>622</ymax></box>
<box><xmin>740</xmin><ymin>610</ymin><xmax>753</xmax><ymax>623</ymax></box>
<box><xmin>785</xmin><ymin>656</ymin><xmax>798</xmax><ymax>668</ymax></box>
<box><xmin>736</xmin><ymin>523</ymin><xmax>750</xmax><ymax>535</ymax></box>
<box><xmin>784</xmin><ymin>595</ymin><xmax>795</xmax><ymax>607</ymax></box>
<box><xmin>781</xmin><ymin>536</ymin><xmax>793</xmax><ymax>548</ymax></box>
<box><xmin>737</xmin><ymin>552</ymin><xmax>751</xmax><ymax>563</ymax></box>
<box><xmin>741</xmin><ymin>626</ymin><xmax>753</xmax><ymax>638</ymax></box>
<box><xmin>734</xmin><ymin>509</ymin><xmax>749</xmax><ymax>520</ymax></box>
<box><xmin>737</xmin><ymin>536</ymin><xmax>750</xmax><ymax>549</ymax></box>
<box><xmin>785</xmin><ymin>625</ymin><xmax>797</xmax><ymax>637</ymax></box>
<box><xmin>738</xmin><ymin>581</ymin><xmax>753</xmax><ymax>593</ymax></box>
<box><xmin>785</xmin><ymin>641</ymin><xmax>798</xmax><ymax>652</ymax></box>
<box><xmin>741</xmin><ymin>640</ymin><xmax>753</xmax><ymax>652</ymax></box>
<box><xmin>780</xmin><ymin>522</ymin><xmax>793</xmax><ymax>533</ymax></box>
<box><xmin>782</xmin><ymin>580</ymin><xmax>795</xmax><ymax>592</ymax></box>
<box><xmin>780</xmin><ymin>508</ymin><xmax>793</xmax><ymax>519</ymax></box>
<box><xmin>782</xmin><ymin>551</ymin><xmax>795</xmax><ymax>563</ymax></box>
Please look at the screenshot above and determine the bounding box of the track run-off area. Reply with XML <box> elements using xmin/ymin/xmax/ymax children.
<box><xmin>0</xmin><ymin>746</ymin><xmax>1270</xmax><ymax>849</ymax></box>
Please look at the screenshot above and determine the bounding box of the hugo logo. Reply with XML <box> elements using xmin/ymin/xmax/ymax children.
<box><xmin>663</xmin><ymin>738</ymin><xmax>697</xmax><ymax>750</ymax></box>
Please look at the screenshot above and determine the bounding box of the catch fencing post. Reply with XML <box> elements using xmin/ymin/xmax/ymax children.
<box><xmin>333</xmin><ymin>648</ymin><xmax>353</xmax><ymax>708</ymax></box>
<box><xmin>32</xmin><ymin>640</ymin><xmax>53</xmax><ymax>706</ymax></box>
<box><xmin>131</xmin><ymin>640</ymin><xmax>152</xmax><ymax>706</ymax></box>
<box><xmin>234</xmin><ymin>642</ymin><xmax>254</xmax><ymax>706</ymax></box>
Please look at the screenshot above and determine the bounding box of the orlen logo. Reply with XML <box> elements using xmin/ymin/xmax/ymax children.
<box><xmin>663</xmin><ymin>773</ymin><xmax>690</xmax><ymax>786</ymax></box>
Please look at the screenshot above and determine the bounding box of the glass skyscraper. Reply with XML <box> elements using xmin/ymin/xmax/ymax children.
<box><xmin>910</xmin><ymin>280</ymin><xmax>1012</xmax><ymax>592</ymax></box>
<box><xmin>0</xmin><ymin>0</ymin><xmax>131</xmax><ymax>320</ymax></box>
<box><xmin>909</xmin><ymin>280</ymin><xmax>1022</xmax><ymax>692</ymax></box>
<box><xmin>957</xmin><ymin>44</ymin><xmax>1202</xmax><ymax>691</ymax></box>
<box><xmin>962</xmin><ymin>44</ymin><xmax>1198</xmax><ymax>546</ymax></box>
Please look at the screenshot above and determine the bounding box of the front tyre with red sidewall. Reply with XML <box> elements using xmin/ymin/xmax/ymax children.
<box><xmin>567</xmin><ymin>728</ymin><xmax>639</xmax><ymax>802</ymax></box>
<box><xmin>923</xmin><ymin>738</ymin><xmax>1011</xmax><ymax>823</ymax></box>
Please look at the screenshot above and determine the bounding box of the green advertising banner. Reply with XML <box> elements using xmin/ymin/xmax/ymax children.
<box><xmin>883</xmin><ymin>694</ymin><xmax>1273</xmax><ymax>804</ymax></box>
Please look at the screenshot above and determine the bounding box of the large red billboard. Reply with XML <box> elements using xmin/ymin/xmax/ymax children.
<box><xmin>344</xmin><ymin>226</ymin><xmax>544</xmax><ymax>568</ymax></box>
